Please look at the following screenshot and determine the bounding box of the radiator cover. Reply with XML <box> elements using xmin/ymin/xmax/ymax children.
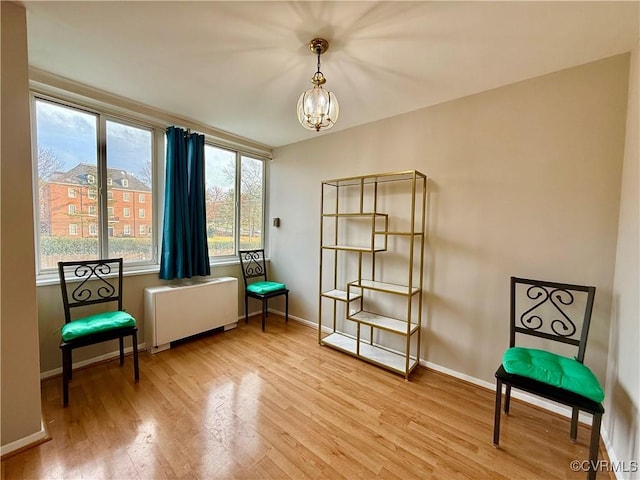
<box><xmin>144</xmin><ymin>276</ymin><xmax>238</xmax><ymax>353</ymax></box>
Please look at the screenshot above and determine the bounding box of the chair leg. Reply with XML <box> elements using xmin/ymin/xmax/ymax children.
<box><xmin>132</xmin><ymin>331</ymin><xmax>139</xmax><ymax>382</ymax></box>
<box><xmin>587</xmin><ymin>413</ymin><xmax>602</xmax><ymax>480</ymax></box>
<box><xmin>119</xmin><ymin>337</ymin><xmax>125</xmax><ymax>365</ymax></box>
<box><xmin>504</xmin><ymin>384</ymin><xmax>512</xmax><ymax>415</ymax></box>
<box><xmin>493</xmin><ymin>379</ymin><xmax>502</xmax><ymax>446</ymax></box>
<box><xmin>261</xmin><ymin>299</ymin><xmax>266</xmax><ymax>332</ymax></box>
<box><xmin>570</xmin><ymin>407</ymin><xmax>579</xmax><ymax>442</ymax></box>
<box><xmin>285</xmin><ymin>292</ymin><xmax>289</xmax><ymax>323</ymax></box>
<box><xmin>244</xmin><ymin>294</ymin><xmax>249</xmax><ymax>324</ymax></box>
<box><xmin>265</xmin><ymin>299</ymin><xmax>269</xmax><ymax>318</ymax></box>
<box><xmin>62</xmin><ymin>348</ymin><xmax>72</xmax><ymax>407</ymax></box>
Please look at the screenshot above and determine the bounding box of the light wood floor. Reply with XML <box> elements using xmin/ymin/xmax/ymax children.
<box><xmin>2</xmin><ymin>316</ymin><xmax>608</xmax><ymax>480</ymax></box>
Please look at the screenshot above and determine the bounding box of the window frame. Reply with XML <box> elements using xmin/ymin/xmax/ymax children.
<box><xmin>31</xmin><ymin>93</ymin><xmax>159</xmax><ymax>276</ymax></box>
<box><xmin>30</xmin><ymin>83</ymin><xmax>271</xmax><ymax>282</ymax></box>
<box><xmin>204</xmin><ymin>144</ymin><xmax>267</xmax><ymax>262</ymax></box>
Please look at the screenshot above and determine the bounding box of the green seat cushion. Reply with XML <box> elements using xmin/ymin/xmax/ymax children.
<box><xmin>502</xmin><ymin>347</ymin><xmax>604</xmax><ymax>402</ymax></box>
<box><xmin>247</xmin><ymin>281</ymin><xmax>286</xmax><ymax>295</ymax></box>
<box><xmin>61</xmin><ymin>311</ymin><xmax>136</xmax><ymax>342</ymax></box>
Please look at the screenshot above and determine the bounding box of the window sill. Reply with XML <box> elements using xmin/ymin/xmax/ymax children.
<box><xmin>35</xmin><ymin>257</ymin><xmax>244</xmax><ymax>287</ymax></box>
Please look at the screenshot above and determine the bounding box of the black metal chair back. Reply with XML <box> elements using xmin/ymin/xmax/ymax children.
<box><xmin>238</xmin><ymin>249</ymin><xmax>269</xmax><ymax>284</ymax></box>
<box><xmin>509</xmin><ymin>277</ymin><xmax>596</xmax><ymax>362</ymax></box>
<box><xmin>59</xmin><ymin>258</ymin><xmax>125</xmax><ymax>322</ymax></box>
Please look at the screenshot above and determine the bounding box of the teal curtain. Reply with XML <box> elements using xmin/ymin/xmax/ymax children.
<box><xmin>187</xmin><ymin>133</ymin><xmax>210</xmax><ymax>274</ymax></box>
<box><xmin>159</xmin><ymin>126</ymin><xmax>210</xmax><ymax>280</ymax></box>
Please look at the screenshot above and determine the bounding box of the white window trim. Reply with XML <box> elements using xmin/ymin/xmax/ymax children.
<box><xmin>30</xmin><ymin>78</ymin><xmax>271</xmax><ymax>281</ymax></box>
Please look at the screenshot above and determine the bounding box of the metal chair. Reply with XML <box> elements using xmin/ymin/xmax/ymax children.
<box><xmin>493</xmin><ymin>277</ymin><xmax>603</xmax><ymax>479</ymax></box>
<box><xmin>58</xmin><ymin>258</ymin><xmax>139</xmax><ymax>406</ymax></box>
<box><xmin>238</xmin><ymin>249</ymin><xmax>288</xmax><ymax>331</ymax></box>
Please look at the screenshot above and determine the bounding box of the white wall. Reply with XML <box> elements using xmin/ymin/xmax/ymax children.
<box><xmin>605</xmin><ymin>39</ymin><xmax>639</xmax><ymax>477</ymax></box>
<box><xmin>1</xmin><ymin>1</ymin><xmax>46</xmax><ymax>452</ymax></box>
<box><xmin>271</xmin><ymin>54</ymin><xmax>629</xmax><ymax>392</ymax></box>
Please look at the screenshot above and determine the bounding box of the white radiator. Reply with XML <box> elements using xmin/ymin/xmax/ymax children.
<box><xmin>144</xmin><ymin>276</ymin><xmax>238</xmax><ymax>354</ymax></box>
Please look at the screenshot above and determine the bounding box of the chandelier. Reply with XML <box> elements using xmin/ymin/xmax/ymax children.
<box><xmin>297</xmin><ymin>38</ymin><xmax>339</xmax><ymax>131</ymax></box>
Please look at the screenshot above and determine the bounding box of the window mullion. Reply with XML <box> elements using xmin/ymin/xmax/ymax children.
<box><xmin>235</xmin><ymin>151</ymin><xmax>242</xmax><ymax>256</ymax></box>
<box><xmin>97</xmin><ymin>114</ymin><xmax>108</xmax><ymax>259</ymax></box>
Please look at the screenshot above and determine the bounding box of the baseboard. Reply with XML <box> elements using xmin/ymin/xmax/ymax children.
<box><xmin>40</xmin><ymin>342</ymin><xmax>146</xmax><ymax>380</ymax></box>
<box><xmin>0</xmin><ymin>419</ymin><xmax>49</xmax><ymax>458</ymax></box>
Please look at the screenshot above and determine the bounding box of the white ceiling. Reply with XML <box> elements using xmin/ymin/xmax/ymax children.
<box><xmin>23</xmin><ymin>1</ymin><xmax>639</xmax><ymax>149</ymax></box>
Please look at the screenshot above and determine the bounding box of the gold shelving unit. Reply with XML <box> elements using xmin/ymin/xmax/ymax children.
<box><xmin>318</xmin><ymin>170</ymin><xmax>427</xmax><ymax>379</ymax></box>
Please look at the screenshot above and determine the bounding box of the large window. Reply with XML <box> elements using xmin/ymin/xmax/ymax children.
<box><xmin>33</xmin><ymin>96</ymin><xmax>155</xmax><ymax>270</ymax></box>
<box><xmin>204</xmin><ymin>145</ymin><xmax>264</xmax><ymax>258</ymax></box>
<box><xmin>33</xmin><ymin>93</ymin><xmax>268</xmax><ymax>275</ymax></box>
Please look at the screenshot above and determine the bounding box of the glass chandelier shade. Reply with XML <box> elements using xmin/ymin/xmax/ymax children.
<box><xmin>297</xmin><ymin>38</ymin><xmax>339</xmax><ymax>132</ymax></box>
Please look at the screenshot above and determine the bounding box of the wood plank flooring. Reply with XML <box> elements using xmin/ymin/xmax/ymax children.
<box><xmin>2</xmin><ymin>316</ymin><xmax>609</xmax><ymax>479</ymax></box>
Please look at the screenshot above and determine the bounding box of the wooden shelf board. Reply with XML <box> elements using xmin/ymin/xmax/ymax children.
<box><xmin>321</xmin><ymin>289</ymin><xmax>362</xmax><ymax>302</ymax></box>
<box><xmin>348</xmin><ymin>311</ymin><xmax>419</xmax><ymax>335</ymax></box>
<box><xmin>350</xmin><ymin>279</ymin><xmax>420</xmax><ymax>296</ymax></box>
<box><xmin>321</xmin><ymin>332</ymin><xmax>418</xmax><ymax>374</ymax></box>
<box><xmin>322</xmin><ymin>245</ymin><xmax>387</xmax><ymax>252</ymax></box>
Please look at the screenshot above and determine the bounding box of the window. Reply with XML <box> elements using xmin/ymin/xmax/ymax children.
<box><xmin>239</xmin><ymin>156</ymin><xmax>264</xmax><ymax>250</ymax></box>
<box><xmin>33</xmin><ymin>93</ymin><xmax>267</xmax><ymax>274</ymax></box>
<box><xmin>204</xmin><ymin>145</ymin><xmax>265</xmax><ymax>258</ymax></box>
<box><xmin>33</xmin><ymin>96</ymin><xmax>155</xmax><ymax>271</ymax></box>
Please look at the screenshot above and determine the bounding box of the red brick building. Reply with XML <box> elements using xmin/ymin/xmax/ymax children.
<box><xmin>40</xmin><ymin>164</ymin><xmax>152</xmax><ymax>238</ymax></box>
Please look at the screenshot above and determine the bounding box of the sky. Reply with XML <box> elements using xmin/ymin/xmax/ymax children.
<box><xmin>35</xmin><ymin>98</ymin><xmax>234</xmax><ymax>189</ymax></box>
